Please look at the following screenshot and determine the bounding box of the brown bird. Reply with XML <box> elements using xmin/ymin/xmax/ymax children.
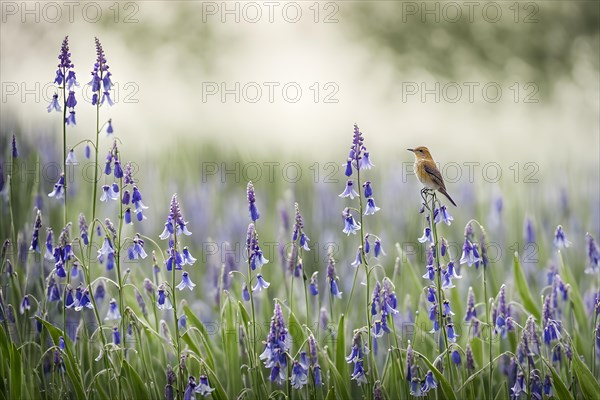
<box><xmin>407</xmin><ymin>146</ymin><xmax>457</xmax><ymax>207</ymax></box>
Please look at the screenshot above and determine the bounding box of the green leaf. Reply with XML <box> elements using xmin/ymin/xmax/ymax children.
<box><xmin>121</xmin><ymin>359</ymin><xmax>149</xmax><ymax>398</ymax></box>
<box><xmin>286</xmin><ymin>306</ymin><xmax>307</xmax><ymax>351</ymax></box>
<box><xmin>416</xmin><ymin>351</ymin><xmax>457</xmax><ymax>400</ymax></box>
<box><xmin>183</xmin><ymin>304</ymin><xmax>217</xmax><ymax>370</ymax></box>
<box><xmin>324</xmin><ymin>352</ymin><xmax>351</xmax><ymax>400</ymax></box>
<box><xmin>571</xmin><ymin>346</ymin><xmax>600</xmax><ymax>399</ymax></box>
<box><xmin>558</xmin><ymin>252</ymin><xmax>590</xmax><ymax>355</ymax></box>
<box><xmin>9</xmin><ymin>339</ymin><xmax>22</xmax><ymax>399</ymax></box>
<box><xmin>542</xmin><ymin>359</ymin><xmax>574</xmax><ymax>400</ymax></box>
<box><xmin>513</xmin><ymin>252</ymin><xmax>540</xmax><ymax>320</ymax></box>
<box><xmin>221</xmin><ymin>297</ymin><xmax>242</xmax><ymax>397</ymax></box>
<box><xmin>334</xmin><ymin>314</ymin><xmax>347</xmax><ymax>388</ymax></box>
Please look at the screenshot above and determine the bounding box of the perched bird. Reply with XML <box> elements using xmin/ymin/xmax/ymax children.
<box><xmin>408</xmin><ymin>146</ymin><xmax>457</xmax><ymax>207</ymax></box>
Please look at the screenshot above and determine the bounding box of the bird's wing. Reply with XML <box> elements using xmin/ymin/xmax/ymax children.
<box><xmin>423</xmin><ymin>162</ymin><xmax>446</xmax><ymax>189</ymax></box>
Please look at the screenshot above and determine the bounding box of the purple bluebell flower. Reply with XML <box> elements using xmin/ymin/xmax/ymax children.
<box><xmin>363</xmin><ymin>181</ymin><xmax>373</xmax><ymax>198</ymax></box>
<box><xmin>410</xmin><ymin>378</ymin><xmax>423</xmax><ymax>396</ymax></box>
<box><xmin>447</xmin><ymin>323</ymin><xmax>458</xmax><ymax>342</ymax></box>
<box><xmin>247</xmin><ymin>181</ymin><xmax>260</xmax><ymax>222</ymax></box>
<box><xmin>242</xmin><ymin>283</ymin><xmax>250</xmax><ymax>301</ymax></box>
<box><xmin>465</xmin><ymin>287</ymin><xmax>477</xmax><ymax>321</ymax></box>
<box><xmin>157</xmin><ymin>284</ymin><xmax>172</xmax><ymax>310</ymax></box>
<box><xmin>342</xmin><ymin>208</ymin><xmax>361</xmax><ymax>235</ymax></box>
<box><xmin>359</xmin><ymin>151</ymin><xmax>374</xmax><ymax>170</ymax></box>
<box><xmin>127</xmin><ymin>234</ymin><xmax>147</xmax><ymax>260</ymax></box>
<box><xmin>440</xmin><ymin>237</ymin><xmax>448</xmax><ymax>257</ymax></box>
<box><xmin>66</xmin><ymin>91</ymin><xmax>77</xmax><ymax>108</ymax></box>
<box><xmin>371</xmin><ymin>281</ymin><xmax>381</xmax><ymax>316</ymax></box>
<box><xmin>124</xmin><ymin>208</ymin><xmax>132</xmax><ymax>224</ymax></box>
<box><xmin>309</xmin><ymin>272</ymin><xmax>319</xmax><ymax>296</ymax></box>
<box><xmin>11</xmin><ymin>134</ymin><xmax>18</xmax><ymax>158</ymax></box>
<box><xmin>553</xmin><ymin>225</ymin><xmax>571</xmax><ymax>249</ymax></box>
<box><xmin>107</xmin><ymin>119</ymin><xmax>114</xmax><ymax>135</ymax></box>
<box><xmin>101</xmin><ymin>91</ymin><xmax>114</xmax><ymax>106</ymax></box>
<box><xmin>344</xmin><ymin>160</ymin><xmax>352</xmax><ymax>177</ymax></box>
<box><xmin>94</xmin><ymin>281</ymin><xmax>106</xmax><ymax>303</ymax></box>
<box><xmin>327</xmin><ymin>252</ymin><xmax>342</xmax><ymax>298</ymax></box>
<box><xmin>132</xmin><ymin>187</ymin><xmax>148</xmax><ymax>212</ymax></box>
<box><xmin>176</xmin><ymin>271</ymin><xmax>196</xmax><ymax>291</ymax></box>
<box><xmin>47</xmin><ymin>93</ymin><xmax>61</xmax><ymax>112</ymax></box>
<box><xmin>351</xmin><ymin>360</ymin><xmax>367</xmax><ymax>385</ymax></box>
<box><xmin>422</xmin><ymin>370</ymin><xmax>437</xmax><ymax>393</ymax></box>
<box><xmin>100</xmin><ymin>184</ymin><xmax>119</xmax><ymax>202</ymax></box>
<box><xmin>443</xmin><ymin>300</ymin><xmax>455</xmax><ymax>317</ymax></box>
<box><xmin>104</xmin><ymin>151</ymin><xmax>113</xmax><ymax>175</ymax></box>
<box><xmin>122</xmin><ymin>190</ymin><xmax>131</xmax><ymax>205</ymax></box>
<box><xmin>75</xmin><ymin>288</ymin><xmax>94</xmax><ymax>311</ymax></box>
<box><xmin>466</xmin><ymin>343</ymin><xmax>475</xmax><ymax>371</ymax></box>
<box><xmin>160</xmin><ymin>194</ymin><xmax>191</xmax><ymax>239</ymax></box>
<box><xmin>427</xmin><ymin>287</ymin><xmax>436</xmax><ymax>303</ymax></box>
<box><xmin>48</xmin><ymin>173</ymin><xmax>65</xmax><ymax>199</ymax></box>
<box><xmin>194</xmin><ymin>375</ymin><xmax>215</xmax><ymax>396</ymax></box>
<box><xmin>451</xmin><ymin>350</ymin><xmax>461</xmax><ymax>365</ymax></box>
<box><xmin>439</xmin><ymin>205</ymin><xmax>453</xmax><ymax>225</ymax></box>
<box><xmin>364</xmin><ymin>234</ymin><xmax>371</xmax><ymax>254</ymax></box>
<box><xmin>253</xmin><ymin>274</ymin><xmax>270</xmax><ymax>292</ymax></box>
<box><xmin>290</xmin><ymin>360</ymin><xmax>308</xmax><ymax>389</ymax></box>
<box><xmin>90</xmin><ymin>38</ymin><xmax>111</xmax><ymax>106</ymax></box>
<box><xmin>364</xmin><ymin>198</ymin><xmax>380</xmax><ymax>215</ymax></box>
<box><xmin>165</xmin><ymin>247</ymin><xmax>183</xmax><ymax>271</ymax></box>
<box><xmin>84</xmin><ymin>144</ymin><xmax>91</xmax><ymax>159</ymax></box>
<box><xmin>524</xmin><ymin>217</ymin><xmax>536</xmax><ymax>245</ymax></box>
<box><xmin>124</xmin><ymin>162</ymin><xmax>135</xmax><ymax>185</ymax></box>
<box><xmin>423</xmin><ymin>265</ymin><xmax>435</xmax><ymax>281</ymax></box>
<box><xmin>510</xmin><ymin>371</ymin><xmax>526</xmax><ymax>398</ymax></box>
<box><xmin>182</xmin><ymin>246</ymin><xmax>196</xmax><ymax>265</ymax></box>
<box><xmin>418</xmin><ymin>227</ymin><xmax>434</xmax><ymax>244</ymax></box>
<box><xmin>585</xmin><ymin>233</ymin><xmax>599</xmax><ymax>274</ymax></box>
<box><xmin>78</xmin><ymin>213</ymin><xmax>89</xmax><ymax>245</ymax></box>
<box><xmin>113</xmin><ymin>158</ymin><xmax>123</xmax><ymax>178</ymax></box>
<box><xmin>351</xmin><ymin>246</ymin><xmax>363</xmax><ymax>267</ymax></box>
<box><xmin>259</xmin><ymin>303</ymin><xmax>290</xmax><ymax>383</ymax></box>
<box><xmin>112</xmin><ymin>326</ymin><xmax>120</xmax><ymax>345</ymax></box>
<box><xmin>339</xmin><ymin>180</ymin><xmax>359</xmax><ymax>199</ymax></box>
<box><xmin>105</xmin><ymin>298</ymin><xmax>121</xmax><ymax>320</ymax></box>
<box><xmin>20</xmin><ymin>295</ymin><xmax>30</xmax><ymax>314</ymax></box>
<box><xmin>29</xmin><ymin>210</ymin><xmax>42</xmax><ymax>253</ymax></box>
<box><xmin>543</xmin><ymin>374</ymin><xmax>552</xmax><ymax>397</ymax></box>
<box><xmin>346</xmin><ymin>332</ymin><xmax>365</xmax><ymax>364</ymax></box>
<box><xmin>374</xmin><ymin>239</ymin><xmax>385</xmax><ymax>257</ymax></box>
<box><xmin>97</xmin><ymin>237</ymin><xmax>114</xmax><ymax>261</ymax></box>
<box><xmin>460</xmin><ymin>238</ymin><xmax>480</xmax><ymax>267</ymax></box>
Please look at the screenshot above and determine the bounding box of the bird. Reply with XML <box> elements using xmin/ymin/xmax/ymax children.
<box><xmin>407</xmin><ymin>146</ymin><xmax>457</xmax><ymax>207</ymax></box>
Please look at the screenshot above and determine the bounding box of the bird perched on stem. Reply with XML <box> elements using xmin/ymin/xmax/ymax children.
<box><xmin>408</xmin><ymin>146</ymin><xmax>457</xmax><ymax>207</ymax></box>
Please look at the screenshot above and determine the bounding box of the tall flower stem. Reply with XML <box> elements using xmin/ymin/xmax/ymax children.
<box><xmin>425</xmin><ymin>191</ymin><xmax>453</xmax><ymax>388</ymax></box>
<box><xmin>170</xmin><ymin>229</ymin><xmax>183</xmax><ymax>399</ymax></box>
<box><xmin>483</xmin><ymin>264</ymin><xmax>492</xmax><ymax>397</ymax></box>
<box><xmin>61</xmin><ymin>79</ymin><xmax>68</xmax><ymax>227</ymax></box>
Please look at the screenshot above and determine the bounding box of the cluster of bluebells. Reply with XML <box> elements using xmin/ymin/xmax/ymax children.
<box><xmin>259</xmin><ymin>303</ymin><xmax>290</xmax><ymax>384</ymax></box>
<box><xmin>44</xmin><ymin>223</ymin><xmax>74</xmax><ymax>279</ymax></box>
<box><xmin>89</xmin><ymin>37</ymin><xmax>114</xmax><ymax>107</ymax></box>
<box><xmin>492</xmin><ymin>284</ymin><xmax>515</xmax><ymax>339</ymax></box>
<box><xmin>183</xmin><ymin>375</ymin><xmax>214</xmax><ymax>399</ymax></box>
<box><xmin>288</xmin><ymin>202</ymin><xmax>310</xmax><ymax>277</ymax></box>
<box><xmin>370</xmin><ymin>278</ymin><xmax>399</xmax><ymax>339</ymax></box>
<box><xmin>585</xmin><ymin>233</ymin><xmax>599</xmax><ymax>274</ymax></box>
<box><xmin>460</xmin><ymin>223</ymin><xmax>482</xmax><ymax>268</ymax></box>
<box><xmin>97</xmin><ymin>218</ymin><xmax>117</xmax><ymax>270</ymax></box>
<box><xmin>48</xmin><ymin>36</ymin><xmax>78</xmax><ymax>125</ymax></box>
<box><xmin>405</xmin><ymin>342</ymin><xmax>438</xmax><ymax>396</ymax></box>
<box><xmin>464</xmin><ymin>287</ymin><xmax>481</xmax><ymax>337</ymax></box>
<box><xmin>326</xmin><ymin>251</ymin><xmax>342</xmax><ymax>299</ymax></box>
<box><xmin>245</xmin><ymin>182</ymin><xmax>270</xmax><ymax>293</ymax></box>
<box><xmin>346</xmin><ymin>332</ymin><xmax>368</xmax><ymax>385</ymax></box>
<box><xmin>159</xmin><ymin>194</ymin><xmax>195</xmax><ymax>293</ymax></box>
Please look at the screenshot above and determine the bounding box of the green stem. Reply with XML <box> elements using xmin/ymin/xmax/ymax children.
<box><xmin>483</xmin><ymin>265</ymin><xmax>492</xmax><ymax>397</ymax></box>
<box><xmin>62</xmin><ymin>75</ymin><xmax>68</xmax><ymax>228</ymax></box>
<box><xmin>171</xmin><ymin>228</ymin><xmax>183</xmax><ymax>399</ymax></box>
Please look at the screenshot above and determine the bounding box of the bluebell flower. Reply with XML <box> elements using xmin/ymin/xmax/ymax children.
<box><xmin>103</xmin><ymin>71</ymin><xmax>113</xmax><ymax>91</ymax></box>
<box><xmin>114</xmin><ymin>158</ymin><xmax>123</xmax><ymax>178</ymax></box>
<box><xmin>242</xmin><ymin>283</ymin><xmax>250</xmax><ymax>301</ymax></box>
<box><xmin>29</xmin><ymin>210</ymin><xmax>42</xmax><ymax>253</ymax></box>
<box><xmin>94</xmin><ymin>281</ymin><xmax>105</xmax><ymax>303</ymax></box>
<box><xmin>351</xmin><ymin>246</ymin><xmax>363</xmax><ymax>267</ymax></box>
<box><xmin>410</xmin><ymin>378</ymin><xmax>423</xmax><ymax>396</ymax></box>
<box><xmin>364</xmin><ymin>198</ymin><xmax>380</xmax><ymax>215</ymax></box>
<box><xmin>160</xmin><ymin>194</ymin><xmax>191</xmax><ymax>239</ymax></box>
<box><xmin>423</xmin><ymin>265</ymin><xmax>435</xmax><ymax>281</ymax></box>
<box><xmin>77</xmin><ymin>213</ymin><xmax>88</xmax><ymax>246</ymax></box>
<box><xmin>47</xmin><ymin>93</ymin><xmax>61</xmax><ymax>112</ymax></box>
<box><xmin>124</xmin><ymin>208</ymin><xmax>132</xmax><ymax>224</ymax></box>
<box><xmin>421</xmin><ymin>370</ymin><xmax>437</xmax><ymax>393</ymax></box>
<box><xmin>439</xmin><ymin>205</ymin><xmax>453</xmax><ymax>225</ymax></box>
<box><xmin>194</xmin><ymin>375</ymin><xmax>215</xmax><ymax>397</ymax></box>
<box><xmin>339</xmin><ymin>180</ymin><xmax>359</xmax><ymax>199</ymax></box>
<box><xmin>510</xmin><ymin>372</ymin><xmax>526</xmax><ymax>398</ymax></box>
<box><xmin>342</xmin><ymin>208</ymin><xmax>361</xmax><ymax>235</ymax></box>
<box><xmin>459</xmin><ymin>239</ymin><xmax>480</xmax><ymax>267</ymax></box>
<box><xmin>101</xmin><ymin>91</ymin><xmax>114</xmax><ymax>106</ymax></box>
<box><xmin>20</xmin><ymin>295</ymin><xmax>30</xmax><ymax>314</ymax></box>
<box><xmin>122</xmin><ymin>190</ymin><xmax>131</xmax><ymax>205</ymax></box>
<box><xmin>48</xmin><ymin>174</ymin><xmax>65</xmax><ymax>199</ymax></box>
<box><xmin>372</xmin><ymin>320</ymin><xmax>384</xmax><ymax>338</ymax></box>
<box><xmin>165</xmin><ymin>247</ymin><xmax>183</xmax><ymax>271</ymax></box>
<box><xmin>310</xmin><ymin>272</ymin><xmax>319</xmax><ymax>296</ymax></box>
<box><xmin>104</xmin><ymin>151</ymin><xmax>113</xmax><ymax>175</ymax></box>
<box><xmin>344</xmin><ymin>160</ymin><xmax>352</xmax><ymax>177</ymax></box>
<box><xmin>544</xmin><ymin>375</ymin><xmax>552</xmax><ymax>397</ymax></box>
<box><xmin>182</xmin><ymin>247</ymin><xmax>196</xmax><ymax>265</ymax></box>
<box><xmin>157</xmin><ymin>284</ymin><xmax>173</xmax><ymax>310</ymax></box>
<box><xmin>105</xmin><ymin>298</ymin><xmax>121</xmax><ymax>320</ymax></box>
<box><xmin>247</xmin><ymin>181</ymin><xmax>260</xmax><ymax>221</ymax></box>
<box><xmin>427</xmin><ymin>287</ymin><xmax>436</xmax><ymax>303</ymax></box>
<box><xmin>97</xmin><ymin>237</ymin><xmax>114</xmax><ymax>261</ymax></box>
<box><xmin>11</xmin><ymin>134</ymin><xmax>18</xmax><ymax>158</ymax></box>
<box><xmin>374</xmin><ymin>239</ymin><xmax>385</xmax><ymax>257</ymax></box>
<box><xmin>65</xmin><ymin>70</ymin><xmax>78</xmax><ymax>90</ymax></box>
<box><xmin>553</xmin><ymin>225</ymin><xmax>571</xmax><ymax>249</ymax></box>
<box><xmin>351</xmin><ymin>360</ymin><xmax>367</xmax><ymax>385</ymax></box>
<box><xmin>127</xmin><ymin>234</ymin><xmax>147</xmax><ymax>260</ymax></box>
<box><xmin>465</xmin><ymin>287</ymin><xmax>477</xmax><ymax>321</ymax></box>
<box><xmin>418</xmin><ymin>227</ymin><xmax>434</xmax><ymax>244</ymax></box>
<box><xmin>100</xmin><ymin>184</ymin><xmax>119</xmax><ymax>201</ymax></box>
<box><xmin>346</xmin><ymin>332</ymin><xmax>366</xmax><ymax>363</ymax></box>
<box><xmin>290</xmin><ymin>360</ymin><xmax>308</xmax><ymax>389</ymax></box>
<box><xmin>440</xmin><ymin>237</ymin><xmax>448</xmax><ymax>256</ymax></box>
<box><xmin>585</xmin><ymin>233</ymin><xmax>599</xmax><ymax>274</ymax></box>
<box><xmin>466</xmin><ymin>343</ymin><xmax>475</xmax><ymax>371</ymax></box>
<box><xmin>363</xmin><ymin>181</ymin><xmax>373</xmax><ymax>198</ymax></box>
<box><xmin>66</xmin><ymin>90</ymin><xmax>77</xmax><ymax>108</ymax></box>
<box><xmin>176</xmin><ymin>272</ymin><xmax>196</xmax><ymax>291</ymax></box>
<box><xmin>75</xmin><ymin>288</ymin><xmax>94</xmax><ymax>311</ymax></box>
<box><xmin>58</xmin><ymin>336</ymin><xmax>66</xmax><ymax>351</ymax></box>
<box><xmin>65</xmin><ymin>110</ymin><xmax>76</xmax><ymax>126</ymax></box>
<box><xmin>524</xmin><ymin>217</ymin><xmax>535</xmax><ymax>244</ymax></box>
<box><xmin>359</xmin><ymin>151</ymin><xmax>374</xmax><ymax>170</ymax></box>
<box><xmin>447</xmin><ymin>323</ymin><xmax>458</xmax><ymax>342</ymax></box>
<box><xmin>112</xmin><ymin>326</ymin><xmax>120</xmax><ymax>345</ymax></box>
<box><xmin>259</xmin><ymin>303</ymin><xmax>290</xmax><ymax>383</ymax></box>
<box><xmin>253</xmin><ymin>274</ymin><xmax>270</xmax><ymax>292</ymax></box>
<box><xmin>327</xmin><ymin>252</ymin><xmax>342</xmax><ymax>298</ymax></box>
<box><xmin>364</xmin><ymin>234</ymin><xmax>371</xmax><ymax>254</ymax></box>
<box><xmin>443</xmin><ymin>300</ymin><xmax>455</xmax><ymax>316</ymax></box>
<box><xmin>451</xmin><ymin>350</ymin><xmax>461</xmax><ymax>365</ymax></box>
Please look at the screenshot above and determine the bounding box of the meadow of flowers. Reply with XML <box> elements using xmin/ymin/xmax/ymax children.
<box><xmin>1</xmin><ymin>36</ymin><xmax>600</xmax><ymax>400</ymax></box>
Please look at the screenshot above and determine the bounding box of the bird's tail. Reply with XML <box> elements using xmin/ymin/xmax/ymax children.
<box><xmin>438</xmin><ymin>187</ymin><xmax>457</xmax><ymax>207</ymax></box>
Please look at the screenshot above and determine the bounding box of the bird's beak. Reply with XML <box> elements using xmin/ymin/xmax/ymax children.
<box><xmin>407</xmin><ymin>148</ymin><xmax>414</xmax><ymax>152</ymax></box>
